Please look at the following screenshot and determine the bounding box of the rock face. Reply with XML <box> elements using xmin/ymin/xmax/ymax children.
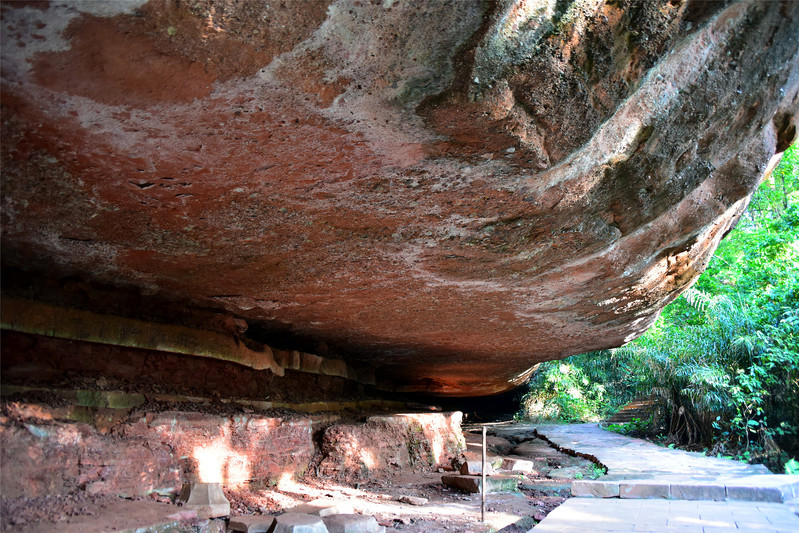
<box><xmin>0</xmin><ymin>401</ymin><xmax>465</xmax><ymax>499</ymax></box>
<box><xmin>1</xmin><ymin>0</ymin><xmax>797</xmax><ymax>395</ymax></box>
<box><xmin>318</xmin><ymin>413</ymin><xmax>465</xmax><ymax>479</ymax></box>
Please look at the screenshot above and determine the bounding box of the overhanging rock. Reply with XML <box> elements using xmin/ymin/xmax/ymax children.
<box><xmin>1</xmin><ymin>0</ymin><xmax>797</xmax><ymax>395</ymax></box>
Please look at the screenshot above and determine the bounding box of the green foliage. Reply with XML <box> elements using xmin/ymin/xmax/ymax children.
<box><xmin>518</xmin><ymin>143</ymin><xmax>799</xmax><ymax>470</ymax></box>
<box><xmin>746</xmin><ymin>145</ymin><xmax>799</xmax><ymax>225</ymax></box>
<box><xmin>589</xmin><ymin>464</ymin><xmax>607</xmax><ymax>479</ymax></box>
<box><xmin>518</xmin><ymin>359</ymin><xmax>611</xmax><ymax>422</ymax></box>
<box><xmin>606</xmin><ymin>417</ymin><xmax>651</xmax><ymax>437</ymax></box>
<box><xmin>572</xmin><ymin>464</ymin><xmax>607</xmax><ymax>480</ymax></box>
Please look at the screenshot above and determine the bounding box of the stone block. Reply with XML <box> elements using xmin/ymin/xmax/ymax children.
<box><xmin>177</xmin><ymin>482</ymin><xmax>230</xmax><ymax>519</ymax></box>
<box><xmin>520</xmin><ymin>481</ymin><xmax>571</xmax><ymax>493</ymax></box>
<box><xmin>726</xmin><ymin>484</ymin><xmax>784</xmax><ymax>503</ymax></box>
<box><xmin>228</xmin><ymin>515</ymin><xmax>276</xmax><ymax>533</ymax></box>
<box><xmin>571</xmin><ymin>479</ymin><xmax>620</xmax><ymax>498</ymax></box>
<box><xmin>322</xmin><ymin>514</ymin><xmax>385</xmax><ymax>533</ymax></box>
<box><xmin>670</xmin><ymin>482</ymin><xmax>726</xmax><ymax>501</ymax></box>
<box><xmin>290</xmin><ymin>498</ymin><xmax>355</xmax><ymax>517</ymax></box>
<box><xmin>272</xmin><ymin>513</ymin><xmax>329</xmax><ymax>533</ymax></box>
<box><xmin>396</xmin><ymin>495</ymin><xmax>428</xmax><ymax>506</ymax></box>
<box><xmin>460</xmin><ymin>460</ymin><xmax>493</xmax><ymax>475</ymax></box>
<box><xmin>619</xmin><ymin>481</ymin><xmax>670</xmax><ymax>499</ymax></box>
<box><xmin>725</xmin><ymin>474</ymin><xmax>799</xmax><ymax>502</ymax></box>
<box><xmin>505</xmin><ymin>458</ymin><xmax>536</xmax><ymax>473</ymax></box>
<box><xmin>441</xmin><ymin>474</ymin><xmax>520</xmax><ymax>494</ymax></box>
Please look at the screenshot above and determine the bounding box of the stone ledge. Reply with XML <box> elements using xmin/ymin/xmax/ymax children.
<box><xmin>571</xmin><ymin>475</ymin><xmax>799</xmax><ymax>503</ymax></box>
<box><xmin>725</xmin><ymin>475</ymin><xmax>799</xmax><ymax>503</ymax></box>
<box><xmin>670</xmin><ymin>482</ymin><xmax>726</xmax><ymax>501</ymax></box>
<box><xmin>619</xmin><ymin>480</ymin><xmax>670</xmax><ymax>499</ymax></box>
<box><xmin>571</xmin><ymin>479</ymin><xmax>620</xmax><ymax>498</ymax></box>
<box><xmin>0</xmin><ymin>384</ymin><xmax>410</xmax><ymax>415</ymax></box>
<box><xmin>1</xmin><ymin>297</ymin><xmax>374</xmax><ymax>385</ymax></box>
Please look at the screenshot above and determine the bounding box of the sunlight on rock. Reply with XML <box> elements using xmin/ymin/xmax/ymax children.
<box><xmin>193</xmin><ymin>441</ymin><xmax>250</xmax><ymax>484</ymax></box>
<box><xmin>358</xmin><ymin>449</ymin><xmax>377</xmax><ymax>469</ymax></box>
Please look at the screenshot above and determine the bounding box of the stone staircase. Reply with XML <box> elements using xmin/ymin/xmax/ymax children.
<box><xmin>603</xmin><ymin>397</ymin><xmax>656</xmax><ymax>425</ymax></box>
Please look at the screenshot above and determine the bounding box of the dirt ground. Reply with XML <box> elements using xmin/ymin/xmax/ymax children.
<box><xmin>1</xmin><ymin>421</ymin><xmax>599</xmax><ymax>532</ymax></box>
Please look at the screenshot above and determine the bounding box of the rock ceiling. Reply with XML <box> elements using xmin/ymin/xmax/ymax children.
<box><xmin>1</xmin><ymin>0</ymin><xmax>797</xmax><ymax>395</ymax></box>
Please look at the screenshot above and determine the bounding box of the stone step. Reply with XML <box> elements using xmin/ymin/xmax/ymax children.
<box><xmin>441</xmin><ymin>474</ymin><xmax>520</xmax><ymax>494</ymax></box>
<box><xmin>604</xmin><ymin>398</ymin><xmax>656</xmax><ymax>425</ymax></box>
<box><xmin>604</xmin><ymin>411</ymin><xmax>651</xmax><ymax>423</ymax></box>
<box><xmin>605</xmin><ymin>412</ymin><xmax>648</xmax><ymax>422</ymax></box>
<box><xmin>572</xmin><ymin>474</ymin><xmax>799</xmax><ymax>503</ymax></box>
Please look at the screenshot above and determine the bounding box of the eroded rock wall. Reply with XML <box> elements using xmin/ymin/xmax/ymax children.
<box><xmin>318</xmin><ymin>412</ymin><xmax>465</xmax><ymax>480</ymax></box>
<box><xmin>1</xmin><ymin>0</ymin><xmax>797</xmax><ymax>395</ymax></box>
<box><xmin>1</xmin><ymin>398</ymin><xmax>464</xmax><ymax>499</ymax></box>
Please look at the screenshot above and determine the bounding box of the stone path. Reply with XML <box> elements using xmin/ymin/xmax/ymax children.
<box><xmin>530</xmin><ymin>424</ymin><xmax>799</xmax><ymax>502</ymax></box>
<box><xmin>530</xmin><ymin>424</ymin><xmax>770</xmax><ymax>478</ymax></box>
<box><xmin>492</xmin><ymin>424</ymin><xmax>799</xmax><ymax>532</ymax></box>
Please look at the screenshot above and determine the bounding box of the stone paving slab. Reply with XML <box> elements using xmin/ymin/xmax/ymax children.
<box><xmin>532</xmin><ymin>498</ymin><xmax>799</xmax><ymax>533</ymax></box>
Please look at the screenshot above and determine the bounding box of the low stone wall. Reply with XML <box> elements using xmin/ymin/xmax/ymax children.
<box><xmin>0</xmin><ymin>400</ymin><xmax>465</xmax><ymax>500</ymax></box>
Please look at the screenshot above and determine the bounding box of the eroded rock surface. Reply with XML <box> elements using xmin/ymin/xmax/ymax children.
<box><xmin>2</xmin><ymin>0</ymin><xmax>797</xmax><ymax>395</ymax></box>
<box><xmin>0</xmin><ymin>399</ymin><xmax>465</xmax><ymax>500</ymax></box>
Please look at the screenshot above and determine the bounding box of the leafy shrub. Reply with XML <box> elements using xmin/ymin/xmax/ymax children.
<box><xmin>605</xmin><ymin>417</ymin><xmax>651</xmax><ymax>437</ymax></box>
<box><xmin>518</xmin><ymin>360</ymin><xmax>613</xmax><ymax>422</ymax></box>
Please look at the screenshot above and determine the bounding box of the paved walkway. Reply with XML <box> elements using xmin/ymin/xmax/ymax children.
<box><xmin>531</xmin><ymin>424</ymin><xmax>799</xmax><ymax>503</ymax></box>
<box><xmin>493</xmin><ymin>424</ymin><xmax>799</xmax><ymax>532</ymax></box>
<box><xmin>531</xmin><ymin>423</ymin><xmax>771</xmax><ymax>478</ymax></box>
